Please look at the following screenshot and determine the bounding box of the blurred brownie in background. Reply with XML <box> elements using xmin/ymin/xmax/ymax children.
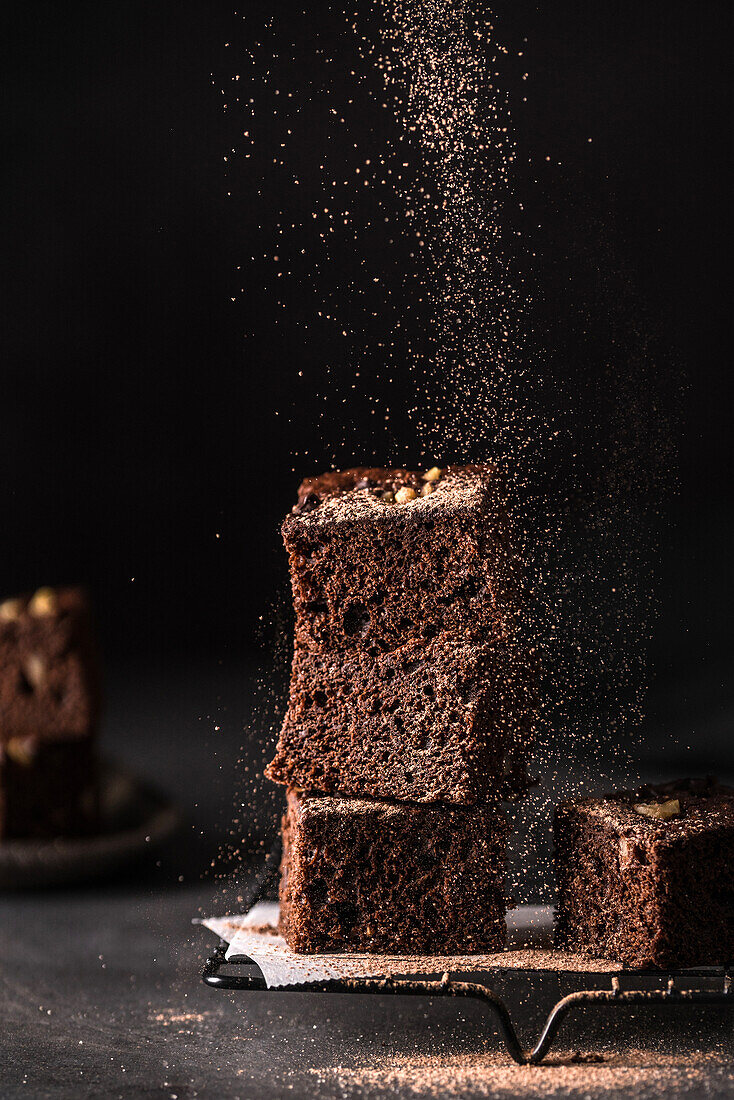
<box><xmin>0</xmin><ymin>586</ymin><xmax>101</xmax><ymax>840</ymax></box>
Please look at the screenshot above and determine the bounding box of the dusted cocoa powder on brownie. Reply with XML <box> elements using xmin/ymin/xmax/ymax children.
<box><xmin>554</xmin><ymin>777</ymin><xmax>734</xmax><ymax>969</ymax></box>
<box><xmin>266</xmin><ymin>630</ymin><xmax>535</xmax><ymax>804</ymax></box>
<box><xmin>0</xmin><ymin>586</ymin><xmax>100</xmax><ymax>839</ymax></box>
<box><xmin>279</xmin><ymin>788</ymin><xmax>509</xmax><ymax>954</ymax></box>
<box><xmin>282</xmin><ymin>465</ymin><xmax>520</xmax><ymax>655</ymax></box>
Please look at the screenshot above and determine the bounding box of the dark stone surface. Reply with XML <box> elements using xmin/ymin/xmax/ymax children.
<box><xmin>1</xmin><ymin>659</ymin><xmax>731</xmax><ymax>1098</ymax></box>
<box><xmin>2</xmin><ymin>875</ymin><xmax>733</xmax><ymax>1099</ymax></box>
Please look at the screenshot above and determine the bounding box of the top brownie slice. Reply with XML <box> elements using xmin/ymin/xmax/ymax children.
<box><xmin>282</xmin><ymin>464</ymin><xmax>519</xmax><ymax>653</ymax></box>
<box><xmin>0</xmin><ymin>586</ymin><xmax>101</xmax><ymax>742</ymax></box>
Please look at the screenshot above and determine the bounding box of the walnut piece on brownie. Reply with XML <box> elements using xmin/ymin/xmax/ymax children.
<box><xmin>279</xmin><ymin>788</ymin><xmax>509</xmax><ymax>954</ymax></box>
<box><xmin>282</xmin><ymin>465</ymin><xmax>521</xmax><ymax>655</ymax></box>
<box><xmin>266</xmin><ymin>631</ymin><xmax>535</xmax><ymax>804</ymax></box>
<box><xmin>554</xmin><ymin>777</ymin><xmax>734</xmax><ymax>969</ymax></box>
<box><xmin>0</xmin><ymin>586</ymin><xmax>100</xmax><ymax>839</ymax></box>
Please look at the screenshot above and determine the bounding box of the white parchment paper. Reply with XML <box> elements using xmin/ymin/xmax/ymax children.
<box><xmin>199</xmin><ymin>904</ymin><xmax>618</xmax><ymax>988</ymax></box>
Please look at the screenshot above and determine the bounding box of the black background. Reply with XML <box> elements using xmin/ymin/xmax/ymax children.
<box><xmin>1</xmin><ymin>11</ymin><xmax>732</xmax><ymax>1094</ymax></box>
<box><xmin>0</xmin><ymin>1</ymin><xmax>731</xmax><ymax>770</ymax></box>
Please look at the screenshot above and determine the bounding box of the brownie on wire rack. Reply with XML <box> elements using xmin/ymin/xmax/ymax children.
<box><xmin>268</xmin><ymin>464</ymin><xmax>536</xmax><ymax>954</ymax></box>
<box><xmin>555</xmin><ymin>777</ymin><xmax>734</xmax><ymax>969</ymax></box>
<box><xmin>279</xmin><ymin>788</ymin><xmax>509</xmax><ymax>954</ymax></box>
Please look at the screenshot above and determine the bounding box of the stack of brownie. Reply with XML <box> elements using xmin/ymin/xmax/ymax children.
<box><xmin>266</xmin><ymin>465</ymin><xmax>536</xmax><ymax>954</ymax></box>
<box><xmin>0</xmin><ymin>586</ymin><xmax>100</xmax><ymax>840</ymax></box>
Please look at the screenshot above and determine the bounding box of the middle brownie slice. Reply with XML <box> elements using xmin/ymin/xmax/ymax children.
<box><xmin>266</xmin><ymin>632</ymin><xmax>535</xmax><ymax>804</ymax></box>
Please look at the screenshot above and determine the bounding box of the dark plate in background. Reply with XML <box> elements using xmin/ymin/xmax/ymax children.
<box><xmin>0</xmin><ymin>762</ymin><xmax>181</xmax><ymax>889</ymax></box>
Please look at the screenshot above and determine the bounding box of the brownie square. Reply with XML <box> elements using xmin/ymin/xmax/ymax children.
<box><xmin>279</xmin><ymin>789</ymin><xmax>509</xmax><ymax>954</ymax></box>
<box><xmin>266</xmin><ymin>632</ymin><xmax>535</xmax><ymax>804</ymax></box>
<box><xmin>554</xmin><ymin>777</ymin><xmax>734</xmax><ymax>969</ymax></box>
<box><xmin>0</xmin><ymin>586</ymin><xmax>100</xmax><ymax>839</ymax></box>
<box><xmin>282</xmin><ymin>465</ymin><xmax>519</xmax><ymax>655</ymax></box>
<box><xmin>0</xmin><ymin>586</ymin><xmax>101</xmax><ymax>740</ymax></box>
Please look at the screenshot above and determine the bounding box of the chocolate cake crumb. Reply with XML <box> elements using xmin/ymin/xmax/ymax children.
<box><xmin>282</xmin><ymin>464</ymin><xmax>520</xmax><ymax>655</ymax></box>
<box><xmin>555</xmin><ymin>777</ymin><xmax>734</xmax><ymax>968</ymax></box>
<box><xmin>279</xmin><ymin>789</ymin><xmax>508</xmax><ymax>954</ymax></box>
<box><xmin>267</xmin><ymin>630</ymin><xmax>535</xmax><ymax>804</ymax></box>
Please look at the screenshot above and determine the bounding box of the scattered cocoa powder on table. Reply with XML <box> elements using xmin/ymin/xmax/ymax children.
<box><xmin>308</xmin><ymin>1049</ymin><xmax>734</xmax><ymax>1098</ymax></box>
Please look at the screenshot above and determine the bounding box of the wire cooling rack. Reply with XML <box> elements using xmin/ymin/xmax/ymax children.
<box><xmin>202</xmin><ymin>946</ymin><xmax>731</xmax><ymax>1065</ymax></box>
<box><xmin>202</xmin><ymin>837</ymin><xmax>732</xmax><ymax>1065</ymax></box>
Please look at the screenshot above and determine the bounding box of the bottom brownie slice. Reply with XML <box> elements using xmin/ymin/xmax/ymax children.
<box><xmin>279</xmin><ymin>789</ymin><xmax>508</xmax><ymax>954</ymax></box>
<box><xmin>554</xmin><ymin>777</ymin><xmax>734</xmax><ymax>969</ymax></box>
